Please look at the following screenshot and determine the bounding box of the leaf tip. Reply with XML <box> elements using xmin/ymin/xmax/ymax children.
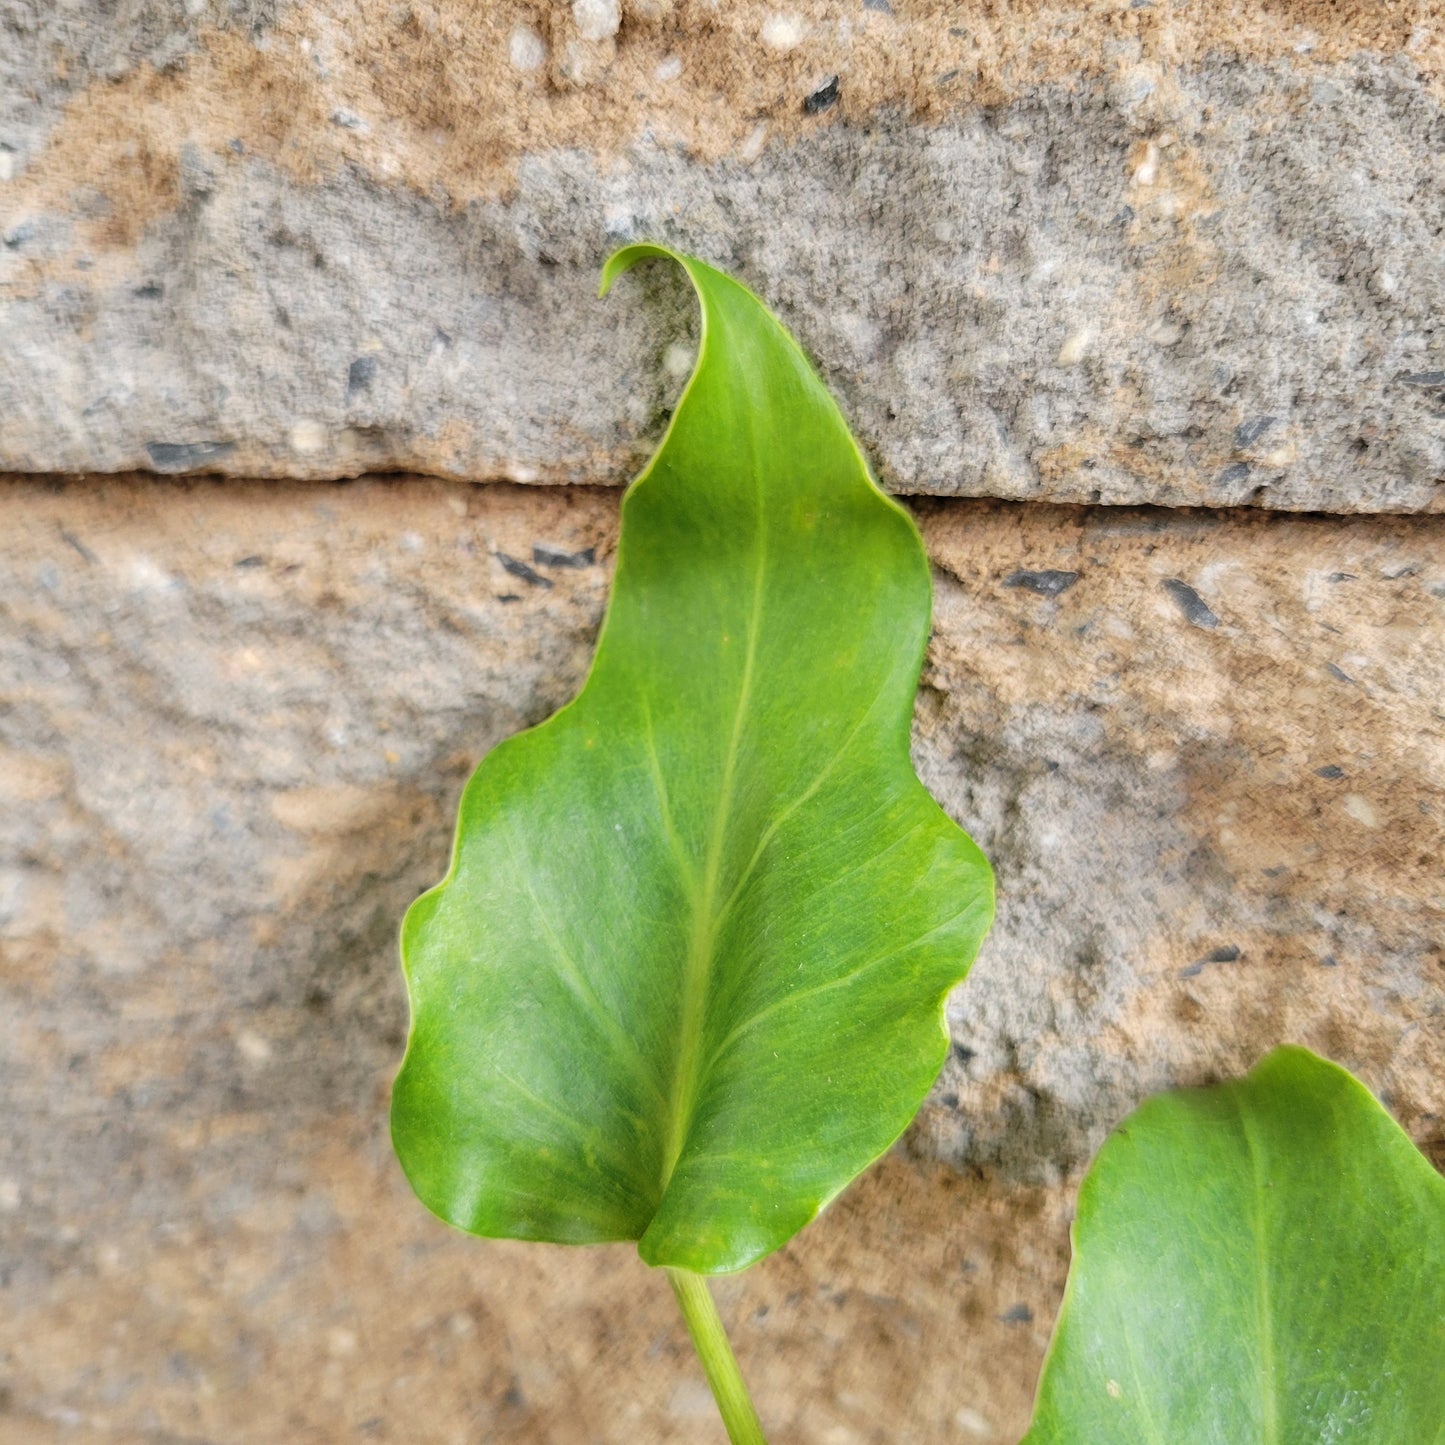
<box><xmin>599</xmin><ymin>241</ymin><xmax>684</xmax><ymax>299</ymax></box>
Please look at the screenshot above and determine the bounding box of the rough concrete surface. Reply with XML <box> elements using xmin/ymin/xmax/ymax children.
<box><xmin>2</xmin><ymin>2</ymin><xmax>1443</xmax><ymax>508</ymax></box>
<box><xmin>2</xmin><ymin>475</ymin><xmax>1441</xmax><ymax>1441</ymax></box>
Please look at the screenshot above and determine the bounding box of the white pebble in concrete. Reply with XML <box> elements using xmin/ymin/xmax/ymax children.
<box><xmin>738</xmin><ymin>123</ymin><xmax>769</xmax><ymax>163</ymax></box>
<box><xmin>573</xmin><ymin>0</ymin><xmax>621</xmax><ymax>42</ymax></box>
<box><xmin>663</xmin><ymin>342</ymin><xmax>696</xmax><ymax>378</ymax></box>
<box><xmin>1132</xmin><ymin>140</ymin><xmax>1160</xmax><ymax>186</ymax></box>
<box><xmin>761</xmin><ymin>13</ymin><xmax>807</xmax><ymax>51</ymax></box>
<box><xmin>1342</xmin><ymin>794</ymin><xmax>1380</xmax><ymax>828</ymax></box>
<box><xmin>508</xmin><ymin>25</ymin><xmax>547</xmax><ymax>72</ymax></box>
<box><xmin>1057</xmin><ymin>326</ymin><xmax>1093</xmax><ymax>366</ymax></box>
<box><xmin>237</xmin><ymin>1030</ymin><xmax>274</xmax><ymax>1063</ymax></box>
<box><xmin>955</xmin><ymin>1405</ymin><xmax>995</xmax><ymax>1437</ymax></box>
<box><xmin>290</xmin><ymin>419</ymin><xmax>328</xmax><ymax>455</ymax></box>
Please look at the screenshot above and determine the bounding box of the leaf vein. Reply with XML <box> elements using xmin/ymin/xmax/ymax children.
<box><xmin>502</xmin><ymin>823</ymin><xmax>669</xmax><ymax>1115</ymax></box>
<box><xmin>493</xmin><ymin>1068</ymin><xmax>654</xmax><ymax>1197</ymax></box>
<box><xmin>712</xmin><ymin>670</ymin><xmax>898</xmax><ymax>931</ymax></box>
<box><xmin>702</xmin><ymin>892</ymin><xmax>985</xmax><ymax>1077</ymax></box>
<box><xmin>640</xmin><ymin>694</ymin><xmax>701</xmax><ymax>899</ymax></box>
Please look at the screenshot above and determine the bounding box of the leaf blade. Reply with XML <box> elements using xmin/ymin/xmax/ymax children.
<box><xmin>392</xmin><ymin>246</ymin><xmax>994</xmax><ymax>1273</ymax></box>
<box><xmin>1024</xmin><ymin>1046</ymin><xmax>1445</xmax><ymax>1444</ymax></box>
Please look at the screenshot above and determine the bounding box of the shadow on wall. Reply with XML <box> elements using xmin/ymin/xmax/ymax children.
<box><xmin>251</xmin><ymin>740</ymin><xmax>486</xmax><ymax>1121</ymax></box>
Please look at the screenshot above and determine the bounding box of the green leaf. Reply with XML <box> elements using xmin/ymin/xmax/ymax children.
<box><xmin>391</xmin><ymin>245</ymin><xmax>994</xmax><ymax>1274</ymax></box>
<box><xmin>1024</xmin><ymin>1046</ymin><xmax>1445</xmax><ymax>1444</ymax></box>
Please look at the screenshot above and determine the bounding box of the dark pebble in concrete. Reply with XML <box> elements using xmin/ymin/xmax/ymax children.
<box><xmin>533</xmin><ymin>544</ymin><xmax>596</xmax><ymax>569</ymax></box>
<box><xmin>803</xmin><ymin>77</ymin><xmax>841</xmax><ymax>115</ymax></box>
<box><xmin>497</xmin><ymin>553</ymin><xmax>553</xmax><ymax>589</ymax></box>
<box><xmin>145</xmin><ymin>440</ymin><xmax>236</xmax><ymax>471</ymax></box>
<box><xmin>1161</xmin><ymin>577</ymin><xmax>1220</xmax><ymax>628</ymax></box>
<box><xmin>1234</xmin><ymin>416</ymin><xmax>1278</xmax><ymax>449</ymax></box>
<box><xmin>1005</xmin><ymin>568</ymin><xmax>1080</xmax><ymax>598</ymax></box>
<box><xmin>347</xmin><ymin>357</ymin><xmax>377</xmax><ymax>396</ymax></box>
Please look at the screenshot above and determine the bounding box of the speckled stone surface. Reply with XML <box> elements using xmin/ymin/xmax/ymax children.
<box><xmin>2</xmin><ymin>1</ymin><xmax>1443</xmax><ymax>508</ymax></box>
<box><xmin>2</xmin><ymin>476</ymin><xmax>1440</xmax><ymax>1441</ymax></box>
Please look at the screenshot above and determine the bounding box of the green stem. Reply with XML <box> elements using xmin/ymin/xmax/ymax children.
<box><xmin>666</xmin><ymin>1267</ymin><xmax>769</xmax><ymax>1444</ymax></box>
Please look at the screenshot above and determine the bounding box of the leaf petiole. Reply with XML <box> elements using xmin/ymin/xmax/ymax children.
<box><xmin>666</xmin><ymin>1268</ymin><xmax>769</xmax><ymax>1444</ymax></box>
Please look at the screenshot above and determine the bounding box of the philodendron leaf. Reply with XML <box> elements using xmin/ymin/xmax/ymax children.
<box><xmin>1024</xmin><ymin>1046</ymin><xmax>1445</xmax><ymax>1444</ymax></box>
<box><xmin>391</xmin><ymin>245</ymin><xmax>994</xmax><ymax>1274</ymax></box>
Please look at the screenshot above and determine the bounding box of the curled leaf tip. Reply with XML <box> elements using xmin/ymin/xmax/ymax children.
<box><xmin>599</xmin><ymin>241</ymin><xmax>685</xmax><ymax>298</ymax></box>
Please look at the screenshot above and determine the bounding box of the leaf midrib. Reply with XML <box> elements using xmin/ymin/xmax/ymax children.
<box><xmin>658</xmin><ymin>362</ymin><xmax>768</xmax><ymax>1198</ymax></box>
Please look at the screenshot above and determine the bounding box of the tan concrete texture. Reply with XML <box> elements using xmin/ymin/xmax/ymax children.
<box><xmin>1</xmin><ymin>475</ymin><xmax>1440</xmax><ymax>1441</ymax></box>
